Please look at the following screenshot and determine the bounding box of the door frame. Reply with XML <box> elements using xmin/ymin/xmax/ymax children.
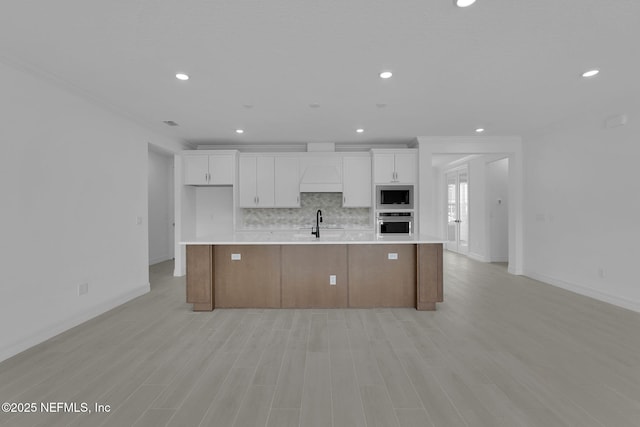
<box><xmin>444</xmin><ymin>165</ymin><xmax>470</xmax><ymax>254</ymax></box>
<box><xmin>417</xmin><ymin>136</ymin><xmax>523</xmax><ymax>275</ymax></box>
<box><xmin>147</xmin><ymin>143</ymin><xmax>176</xmax><ymax>266</ymax></box>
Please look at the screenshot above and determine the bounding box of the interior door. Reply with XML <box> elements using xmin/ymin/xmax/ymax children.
<box><xmin>446</xmin><ymin>168</ymin><xmax>469</xmax><ymax>254</ymax></box>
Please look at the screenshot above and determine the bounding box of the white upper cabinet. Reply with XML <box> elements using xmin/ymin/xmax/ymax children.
<box><xmin>373</xmin><ymin>154</ymin><xmax>396</xmax><ymax>184</ymax></box>
<box><xmin>373</xmin><ymin>150</ymin><xmax>417</xmax><ymax>184</ymax></box>
<box><xmin>393</xmin><ymin>153</ymin><xmax>417</xmax><ymax>183</ymax></box>
<box><xmin>183</xmin><ymin>153</ymin><xmax>234</xmax><ymax>185</ymax></box>
<box><xmin>342</xmin><ymin>155</ymin><xmax>372</xmax><ymax>207</ymax></box>
<box><xmin>183</xmin><ymin>155</ymin><xmax>209</xmax><ymax>185</ymax></box>
<box><xmin>209</xmin><ymin>155</ymin><xmax>234</xmax><ymax>184</ymax></box>
<box><xmin>274</xmin><ymin>156</ymin><xmax>300</xmax><ymax>207</ymax></box>
<box><xmin>239</xmin><ymin>155</ymin><xmax>275</xmax><ymax>207</ymax></box>
<box><xmin>256</xmin><ymin>157</ymin><xmax>275</xmax><ymax>207</ymax></box>
<box><xmin>238</xmin><ymin>156</ymin><xmax>257</xmax><ymax>207</ymax></box>
<box><xmin>239</xmin><ymin>155</ymin><xmax>299</xmax><ymax>208</ymax></box>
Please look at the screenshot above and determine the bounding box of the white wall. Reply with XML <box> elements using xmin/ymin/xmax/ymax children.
<box><xmin>523</xmin><ymin>109</ymin><xmax>640</xmax><ymax>312</ymax></box>
<box><xmin>468</xmin><ymin>158</ymin><xmax>487</xmax><ymax>261</ymax></box>
<box><xmin>0</xmin><ymin>61</ymin><xmax>184</xmax><ymax>362</ymax></box>
<box><xmin>148</xmin><ymin>148</ymin><xmax>174</xmax><ymax>265</ymax></box>
<box><xmin>487</xmin><ymin>158</ymin><xmax>509</xmax><ymax>262</ymax></box>
<box><xmin>195</xmin><ymin>187</ymin><xmax>234</xmax><ymax>236</ymax></box>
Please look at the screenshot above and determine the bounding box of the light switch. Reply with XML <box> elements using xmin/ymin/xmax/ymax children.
<box><xmin>388</xmin><ymin>253</ymin><xmax>398</xmax><ymax>260</ymax></box>
<box><xmin>231</xmin><ymin>253</ymin><xmax>241</xmax><ymax>261</ymax></box>
<box><xmin>329</xmin><ymin>275</ymin><xmax>337</xmax><ymax>285</ymax></box>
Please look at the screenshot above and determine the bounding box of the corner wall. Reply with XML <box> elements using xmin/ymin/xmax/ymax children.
<box><xmin>0</xmin><ymin>61</ymin><xmax>184</xmax><ymax>362</ymax></box>
<box><xmin>523</xmin><ymin>109</ymin><xmax>640</xmax><ymax>312</ymax></box>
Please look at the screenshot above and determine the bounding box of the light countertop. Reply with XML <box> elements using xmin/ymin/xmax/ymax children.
<box><xmin>180</xmin><ymin>230</ymin><xmax>445</xmax><ymax>245</ymax></box>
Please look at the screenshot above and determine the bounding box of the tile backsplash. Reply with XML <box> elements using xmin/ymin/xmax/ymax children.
<box><xmin>241</xmin><ymin>192</ymin><xmax>371</xmax><ymax>230</ymax></box>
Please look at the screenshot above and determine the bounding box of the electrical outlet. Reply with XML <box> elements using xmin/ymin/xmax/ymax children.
<box><xmin>598</xmin><ymin>267</ymin><xmax>606</xmax><ymax>278</ymax></box>
<box><xmin>388</xmin><ymin>253</ymin><xmax>398</xmax><ymax>260</ymax></box>
<box><xmin>78</xmin><ymin>283</ymin><xmax>89</xmax><ymax>296</ymax></box>
<box><xmin>329</xmin><ymin>275</ymin><xmax>336</xmax><ymax>285</ymax></box>
<box><xmin>136</xmin><ymin>216</ymin><xmax>143</xmax><ymax>225</ymax></box>
<box><xmin>231</xmin><ymin>253</ymin><xmax>241</xmax><ymax>261</ymax></box>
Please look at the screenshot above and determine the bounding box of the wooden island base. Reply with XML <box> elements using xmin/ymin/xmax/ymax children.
<box><xmin>186</xmin><ymin>243</ymin><xmax>443</xmax><ymax>311</ymax></box>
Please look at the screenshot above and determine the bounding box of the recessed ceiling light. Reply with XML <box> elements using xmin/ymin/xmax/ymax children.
<box><xmin>456</xmin><ymin>0</ymin><xmax>476</xmax><ymax>7</ymax></box>
<box><xmin>379</xmin><ymin>71</ymin><xmax>393</xmax><ymax>79</ymax></box>
<box><xmin>309</xmin><ymin>103</ymin><xmax>320</xmax><ymax>108</ymax></box>
<box><xmin>235</xmin><ymin>129</ymin><xmax>244</xmax><ymax>134</ymax></box>
<box><xmin>376</xmin><ymin>103</ymin><xmax>387</xmax><ymax>108</ymax></box>
<box><xmin>475</xmin><ymin>128</ymin><xmax>485</xmax><ymax>133</ymax></box>
<box><xmin>356</xmin><ymin>128</ymin><xmax>364</xmax><ymax>133</ymax></box>
<box><xmin>162</xmin><ymin>120</ymin><xmax>179</xmax><ymax>127</ymax></box>
<box><xmin>582</xmin><ymin>69</ymin><xmax>600</xmax><ymax>78</ymax></box>
<box><xmin>175</xmin><ymin>73</ymin><xmax>189</xmax><ymax>81</ymax></box>
<box><xmin>243</xmin><ymin>104</ymin><xmax>254</xmax><ymax>109</ymax></box>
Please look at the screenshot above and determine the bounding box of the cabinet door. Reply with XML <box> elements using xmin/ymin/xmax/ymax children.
<box><xmin>343</xmin><ymin>156</ymin><xmax>372</xmax><ymax>207</ymax></box>
<box><xmin>275</xmin><ymin>156</ymin><xmax>300</xmax><ymax>207</ymax></box>
<box><xmin>209</xmin><ymin>154</ymin><xmax>234</xmax><ymax>185</ymax></box>
<box><xmin>186</xmin><ymin>245</ymin><xmax>213</xmax><ymax>311</ymax></box>
<box><xmin>183</xmin><ymin>155</ymin><xmax>210</xmax><ymax>185</ymax></box>
<box><xmin>374</xmin><ymin>153</ymin><xmax>395</xmax><ymax>183</ymax></box>
<box><xmin>214</xmin><ymin>245</ymin><xmax>281</xmax><ymax>308</ymax></box>
<box><xmin>394</xmin><ymin>153</ymin><xmax>417</xmax><ymax>183</ymax></box>
<box><xmin>281</xmin><ymin>245</ymin><xmax>348</xmax><ymax>308</ymax></box>
<box><xmin>238</xmin><ymin>156</ymin><xmax>258</xmax><ymax>207</ymax></box>
<box><xmin>417</xmin><ymin>244</ymin><xmax>443</xmax><ymax>310</ymax></box>
<box><xmin>348</xmin><ymin>245</ymin><xmax>416</xmax><ymax>307</ymax></box>
<box><xmin>255</xmin><ymin>156</ymin><xmax>275</xmax><ymax>207</ymax></box>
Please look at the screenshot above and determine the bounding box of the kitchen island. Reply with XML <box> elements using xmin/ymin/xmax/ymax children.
<box><xmin>181</xmin><ymin>231</ymin><xmax>444</xmax><ymax>311</ymax></box>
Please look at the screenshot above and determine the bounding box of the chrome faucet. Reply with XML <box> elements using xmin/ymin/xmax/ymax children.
<box><xmin>312</xmin><ymin>209</ymin><xmax>323</xmax><ymax>238</ymax></box>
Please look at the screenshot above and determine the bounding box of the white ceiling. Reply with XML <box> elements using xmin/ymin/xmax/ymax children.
<box><xmin>2</xmin><ymin>0</ymin><xmax>639</xmax><ymax>147</ymax></box>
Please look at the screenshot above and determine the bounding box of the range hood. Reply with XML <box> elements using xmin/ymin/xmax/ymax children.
<box><xmin>299</xmin><ymin>152</ymin><xmax>343</xmax><ymax>192</ymax></box>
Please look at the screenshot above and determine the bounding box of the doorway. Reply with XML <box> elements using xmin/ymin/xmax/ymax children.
<box><xmin>446</xmin><ymin>167</ymin><xmax>469</xmax><ymax>254</ymax></box>
<box><xmin>148</xmin><ymin>145</ymin><xmax>175</xmax><ymax>265</ymax></box>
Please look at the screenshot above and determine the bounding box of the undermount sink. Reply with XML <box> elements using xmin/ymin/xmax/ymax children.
<box><xmin>292</xmin><ymin>231</ymin><xmax>343</xmax><ymax>240</ymax></box>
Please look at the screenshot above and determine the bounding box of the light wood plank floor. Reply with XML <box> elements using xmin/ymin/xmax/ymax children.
<box><xmin>1</xmin><ymin>252</ymin><xmax>640</xmax><ymax>427</ymax></box>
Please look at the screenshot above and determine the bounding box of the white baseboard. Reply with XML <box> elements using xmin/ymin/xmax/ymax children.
<box><xmin>149</xmin><ymin>255</ymin><xmax>173</xmax><ymax>265</ymax></box>
<box><xmin>490</xmin><ymin>256</ymin><xmax>509</xmax><ymax>263</ymax></box>
<box><xmin>0</xmin><ymin>283</ymin><xmax>150</xmax><ymax>363</ymax></box>
<box><xmin>468</xmin><ymin>251</ymin><xmax>490</xmax><ymax>263</ymax></box>
<box><xmin>525</xmin><ymin>270</ymin><xmax>640</xmax><ymax>313</ymax></box>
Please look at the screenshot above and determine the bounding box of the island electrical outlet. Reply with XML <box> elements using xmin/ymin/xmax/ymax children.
<box><xmin>329</xmin><ymin>275</ymin><xmax>337</xmax><ymax>285</ymax></box>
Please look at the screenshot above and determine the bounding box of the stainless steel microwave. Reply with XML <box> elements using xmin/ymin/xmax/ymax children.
<box><xmin>376</xmin><ymin>185</ymin><xmax>414</xmax><ymax>210</ymax></box>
